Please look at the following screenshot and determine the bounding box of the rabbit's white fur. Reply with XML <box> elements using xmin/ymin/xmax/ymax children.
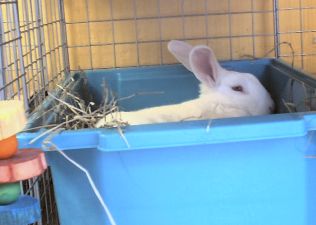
<box><xmin>96</xmin><ymin>40</ymin><xmax>274</xmax><ymax>127</ymax></box>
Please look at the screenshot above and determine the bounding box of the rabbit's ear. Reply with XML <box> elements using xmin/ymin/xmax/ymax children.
<box><xmin>168</xmin><ymin>40</ymin><xmax>193</xmax><ymax>71</ymax></box>
<box><xmin>189</xmin><ymin>46</ymin><xmax>222</xmax><ymax>87</ymax></box>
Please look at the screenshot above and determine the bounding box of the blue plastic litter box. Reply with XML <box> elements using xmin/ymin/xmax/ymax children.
<box><xmin>18</xmin><ymin>59</ymin><xmax>316</xmax><ymax>225</ymax></box>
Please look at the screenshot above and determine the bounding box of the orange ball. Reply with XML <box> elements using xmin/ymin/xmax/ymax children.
<box><xmin>0</xmin><ymin>135</ymin><xmax>18</xmax><ymax>159</ymax></box>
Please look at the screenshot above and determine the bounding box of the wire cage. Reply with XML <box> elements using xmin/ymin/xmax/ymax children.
<box><xmin>0</xmin><ymin>0</ymin><xmax>66</xmax><ymax>224</ymax></box>
<box><xmin>1</xmin><ymin>0</ymin><xmax>316</xmax><ymax>224</ymax></box>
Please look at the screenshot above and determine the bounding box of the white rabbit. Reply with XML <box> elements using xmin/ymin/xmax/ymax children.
<box><xmin>96</xmin><ymin>40</ymin><xmax>274</xmax><ymax>127</ymax></box>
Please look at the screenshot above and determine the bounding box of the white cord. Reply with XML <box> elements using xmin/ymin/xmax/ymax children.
<box><xmin>42</xmin><ymin>140</ymin><xmax>118</xmax><ymax>225</ymax></box>
<box><xmin>206</xmin><ymin>119</ymin><xmax>212</xmax><ymax>132</ymax></box>
<box><xmin>117</xmin><ymin>127</ymin><xmax>131</xmax><ymax>148</ymax></box>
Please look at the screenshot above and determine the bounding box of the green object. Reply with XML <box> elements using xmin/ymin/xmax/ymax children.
<box><xmin>0</xmin><ymin>182</ymin><xmax>21</xmax><ymax>205</ymax></box>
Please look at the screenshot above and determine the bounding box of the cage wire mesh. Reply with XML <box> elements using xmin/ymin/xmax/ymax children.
<box><xmin>1</xmin><ymin>0</ymin><xmax>316</xmax><ymax>224</ymax></box>
<box><xmin>63</xmin><ymin>0</ymin><xmax>316</xmax><ymax>75</ymax></box>
<box><xmin>0</xmin><ymin>0</ymin><xmax>67</xmax><ymax>224</ymax></box>
<box><xmin>22</xmin><ymin>168</ymin><xmax>60</xmax><ymax>225</ymax></box>
<box><xmin>0</xmin><ymin>0</ymin><xmax>28</xmax><ymax>108</ymax></box>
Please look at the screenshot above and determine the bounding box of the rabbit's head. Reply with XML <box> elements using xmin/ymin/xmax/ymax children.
<box><xmin>168</xmin><ymin>40</ymin><xmax>274</xmax><ymax>116</ymax></box>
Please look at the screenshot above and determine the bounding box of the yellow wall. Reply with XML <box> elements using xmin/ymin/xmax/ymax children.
<box><xmin>63</xmin><ymin>0</ymin><xmax>316</xmax><ymax>75</ymax></box>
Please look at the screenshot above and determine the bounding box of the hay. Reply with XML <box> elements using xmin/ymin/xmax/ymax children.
<box><xmin>28</xmin><ymin>71</ymin><xmax>128</xmax><ymax>144</ymax></box>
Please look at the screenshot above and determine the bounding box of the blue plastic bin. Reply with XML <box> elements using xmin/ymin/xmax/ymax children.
<box><xmin>18</xmin><ymin>59</ymin><xmax>316</xmax><ymax>225</ymax></box>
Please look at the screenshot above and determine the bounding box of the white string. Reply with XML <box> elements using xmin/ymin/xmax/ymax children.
<box><xmin>117</xmin><ymin>126</ymin><xmax>131</xmax><ymax>148</ymax></box>
<box><xmin>42</xmin><ymin>140</ymin><xmax>118</xmax><ymax>225</ymax></box>
<box><xmin>206</xmin><ymin>119</ymin><xmax>212</xmax><ymax>132</ymax></box>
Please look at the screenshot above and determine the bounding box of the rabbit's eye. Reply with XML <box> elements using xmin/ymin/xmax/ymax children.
<box><xmin>232</xmin><ymin>85</ymin><xmax>243</xmax><ymax>92</ymax></box>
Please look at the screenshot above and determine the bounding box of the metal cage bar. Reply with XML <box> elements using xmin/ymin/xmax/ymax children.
<box><xmin>0</xmin><ymin>0</ymin><xmax>29</xmax><ymax>109</ymax></box>
<box><xmin>35</xmin><ymin>0</ymin><xmax>48</xmax><ymax>94</ymax></box>
<box><xmin>273</xmin><ymin>1</ymin><xmax>316</xmax><ymax>72</ymax></box>
<box><xmin>2</xmin><ymin>0</ymin><xmax>316</xmax><ymax>224</ymax></box>
<box><xmin>57</xmin><ymin>0</ymin><xmax>70</xmax><ymax>74</ymax></box>
<box><xmin>0</xmin><ymin>7</ymin><xmax>6</xmax><ymax>100</ymax></box>
<box><xmin>273</xmin><ymin>0</ymin><xmax>280</xmax><ymax>58</ymax></box>
<box><xmin>0</xmin><ymin>0</ymin><xmax>67</xmax><ymax>224</ymax></box>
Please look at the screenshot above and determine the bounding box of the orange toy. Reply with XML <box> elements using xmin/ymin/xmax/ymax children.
<box><xmin>0</xmin><ymin>135</ymin><xmax>18</xmax><ymax>159</ymax></box>
<box><xmin>0</xmin><ymin>100</ymin><xmax>47</xmax><ymax>207</ymax></box>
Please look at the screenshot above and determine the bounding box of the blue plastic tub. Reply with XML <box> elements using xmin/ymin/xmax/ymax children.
<box><xmin>18</xmin><ymin>59</ymin><xmax>316</xmax><ymax>225</ymax></box>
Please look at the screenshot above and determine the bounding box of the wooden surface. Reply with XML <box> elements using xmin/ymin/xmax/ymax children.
<box><xmin>0</xmin><ymin>149</ymin><xmax>47</xmax><ymax>183</ymax></box>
